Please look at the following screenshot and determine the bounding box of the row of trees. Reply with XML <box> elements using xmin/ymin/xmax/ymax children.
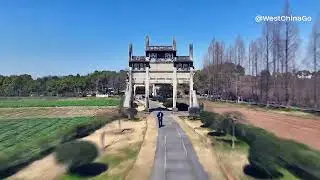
<box><xmin>0</xmin><ymin>70</ymin><xmax>127</xmax><ymax>97</ymax></box>
<box><xmin>195</xmin><ymin>0</ymin><xmax>320</xmax><ymax>108</ymax></box>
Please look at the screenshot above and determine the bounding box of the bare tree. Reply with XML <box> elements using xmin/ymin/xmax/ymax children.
<box><xmin>208</xmin><ymin>39</ymin><xmax>215</xmax><ymax>96</ymax></box>
<box><xmin>271</xmin><ymin>21</ymin><xmax>283</xmax><ymax>103</ymax></box>
<box><xmin>282</xmin><ymin>0</ymin><xmax>300</xmax><ymax>105</ymax></box>
<box><xmin>261</xmin><ymin>22</ymin><xmax>273</xmax><ymax>103</ymax></box>
<box><xmin>197</xmin><ymin>0</ymin><xmax>316</xmax><ymax>110</ymax></box>
<box><xmin>307</xmin><ymin>16</ymin><xmax>320</xmax><ymax>107</ymax></box>
<box><xmin>234</xmin><ymin>35</ymin><xmax>246</xmax><ymax>102</ymax></box>
<box><xmin>249</xmin><ymin>41</ymin><xmax>255</xmax><ymax>99</ymax></box>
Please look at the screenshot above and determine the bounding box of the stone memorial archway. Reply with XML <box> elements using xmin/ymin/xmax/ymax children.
<box><xmin>123</xmin><ymin>36</ymin><xmax>198</xmax><ymax>111</ymax></box>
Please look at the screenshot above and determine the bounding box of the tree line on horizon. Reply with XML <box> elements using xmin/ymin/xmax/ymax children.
<box><xmin>195</xmin><ymin>0</ymin><xmax>320</xmax><ymax>109</ymax></box>
<box><xmin>0</xmin><ymin>70</ymin><xmax>127</xmax><ymax>97</ymax></box>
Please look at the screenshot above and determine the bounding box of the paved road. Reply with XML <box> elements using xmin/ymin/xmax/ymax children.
<box><xmin>150</xmin><ymin>110</ymin><xmax>208</xmax><ymax>180</ymax></box>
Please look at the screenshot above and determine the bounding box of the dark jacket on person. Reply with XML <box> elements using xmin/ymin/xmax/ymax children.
<box><xmin>157</xmin><ymin>111</ymin><xmax>163</xmax><ymax>120</ymax></box>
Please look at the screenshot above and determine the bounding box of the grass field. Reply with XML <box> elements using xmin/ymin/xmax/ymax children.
<box><xmin>0</xmin><ymin>96</ymin><xmax>124</xmax><ymax>178</ymax></box>
<box><xmin>0</xmin><ymin>97</ymin><xmax>120</xmax><ymax>108</ymax></box>
<box><xmin>0</xmin><ymin>111</ymin><xmax>120</xmax><ymax>178</ymax></box>
<box><xmin>0</xmin><ymin>106</ymin><xmax>116</xmax><ymax>119</ymax></box>
<box><xmin>0</xmin><ymin>116</ymin><xmax>93</xmax><ymax>153</ymax></box>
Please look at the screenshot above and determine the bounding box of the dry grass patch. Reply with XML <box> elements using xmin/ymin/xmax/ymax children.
<box><xmin>126</xmin><ymin>114</ymin><xmax>158</xmax><ymax>180</ymax></box>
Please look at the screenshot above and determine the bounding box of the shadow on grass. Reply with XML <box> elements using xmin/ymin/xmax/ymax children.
<box><xmin>207</xmin><ymin>131</ymin><xmax>226</xmax><ymax>137</ymax></box>
<box><xmin>243</xmin><ymin>164</ymin><xmax>283</xmax><ymax>179</ymax></box>
<box><xmin>69</xmin><ymin>163</ymin><xmax>108</xmax><ymax>177</ymax></box>
<box><xmin>200</xmin><ymin>124</ymin><xmax>208</xmax><ymax>128</ymax></box>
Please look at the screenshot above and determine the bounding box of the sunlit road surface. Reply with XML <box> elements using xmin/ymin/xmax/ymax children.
<box><xmin>150</xmin><ymin>101</ymin><xmax>208</xmax><ymax>180</ymax></box>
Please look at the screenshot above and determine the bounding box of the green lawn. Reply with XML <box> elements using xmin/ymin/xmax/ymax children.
<box><xmin>0</xmin><ymin>97</ymin><xmax>120</xmax><ymax>108</ymax></box>
<box><xmin>0</xmin><ymin>115</ymin><xmax>117</xmax><ymax>178</ymax></box>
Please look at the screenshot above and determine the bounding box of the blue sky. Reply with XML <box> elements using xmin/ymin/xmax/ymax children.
<box><xmin>0</xmin><ymin>0</ymin><xmax>319</xmax><ymax>78</ymax></box>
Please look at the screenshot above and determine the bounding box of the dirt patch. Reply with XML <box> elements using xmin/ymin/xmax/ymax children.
<box><xmin>204</xmin><ymin>101</ymin><xmax>320</xmax><ymax>150</ymax></box>
<box><xmin>0</xmin><ymin>106</ymin><xmax>116</xmax><ymax>119</ymax></box>
<box><xmin>9</xmin><ymin>119</ymin><xmax>147</xmax><ymax>180</ymax></box>
<box><xmin>173</xmin><ymin>116</ymin><xmax>225</xmax><ymax>180</ymax></box>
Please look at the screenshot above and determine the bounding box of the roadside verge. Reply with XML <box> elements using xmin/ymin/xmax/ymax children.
<box><xmin>172</xmin><ymin>115</ymin><xmax>225</xmax><ymax>180</ymax></box>
<box><xmin>126</xmin><ymin>114</ymin><xmax>158</xmax><ymax>180</ymax></box>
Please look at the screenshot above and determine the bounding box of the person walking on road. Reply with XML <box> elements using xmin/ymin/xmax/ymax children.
<box><xmin>157</xmin><ymin>111</ymin><xmax>164</xmax><ymax>128</ymax></box>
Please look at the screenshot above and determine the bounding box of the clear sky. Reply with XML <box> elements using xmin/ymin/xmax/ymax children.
<box><xmin>0</xmin><ymin>0</ymin><xmax>319</xmax><ymax>78</ymax></box>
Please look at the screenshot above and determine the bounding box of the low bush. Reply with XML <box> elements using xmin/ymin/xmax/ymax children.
<box><xmin>177</xmin><ymin>103</ymin><xmax>189</xmax><ymax>111</ymax></box>
<box><xmin>55</xmin><ymin>141</ymin><xmax>99</xmax><ymax>170</ymax></box>
<box><xmin>188</xmin><ymin>107</ymin><xmax>200</xmax><ymax>119</ymax></box>
<box><xmin>199</xmin><ymin>111</ymin><xmax>219</xmax><ymax>127</ymax></box>
<box><xmin>125</xmin><ymin>108</ymin><xmax>138</xmax><ymax>119</ymax></box>
<box><xmin>162</xmin><ymin>99</ymin><xmax>189</xmax><ymax>111</ymax></box>
<box><xmin>200</xmin><ymin>111</ymin><xmax>320</xmax><ymax>179</ymax></box>
<box><xmin>199</xmin><ymin>111</ymin><xmax>230</xmax><ymax>132</ymax></box>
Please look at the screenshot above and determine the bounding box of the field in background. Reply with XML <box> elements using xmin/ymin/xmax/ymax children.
<box><xmin>0</xmin><ymin>106</ymin><xmax>116</xmax><ymax>119</ymax></box>
<box><xmin>0</xmin><ymin>97</ymin><xmax>120</xmax><ymax>108</ymax></box>
<box><xmin>203</xmin><ymin>100</ymin><xmax>320</xmax><ymax>119</ymax></box>
<box><xmin>1</xmin><ymin>116</ymin><xmax>96</xmax><ymax>164</ymax></box>
<box><xmin>204</xmin><ymin>101</ymin><xmax>320</xmax><ymax>150</ymax></box>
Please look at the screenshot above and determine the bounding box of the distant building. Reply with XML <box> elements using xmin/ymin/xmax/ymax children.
<box><xmin>296</xmin><ymin>70</ymin><xmax>312</xmax><ymax>79</ymax></box>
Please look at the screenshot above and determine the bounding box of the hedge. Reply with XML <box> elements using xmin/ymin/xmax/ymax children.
<box><xmin>55</xmin><ymin>141</ymin><xmax>99</xmax><ymax>171</ymax></box>
<box><xmin>200</xmin><ymin>111</ymin><xmax>320</xmax><ymax>179</ymax></box>
<box><xmin>162</xmin><ymin>99</ymin><xmax>189</xmax><ymax>111</ymax></box>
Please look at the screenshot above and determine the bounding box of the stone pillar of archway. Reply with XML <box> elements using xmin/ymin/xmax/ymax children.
<box><xmin>127</xmin><ymin>67</ymin><xmax>133</xmax><ymax>108</ymax></box>
<box><xmin>189</xmin><ymin>68</ymin><xmax>194</xmax><ymax>108</ymax></box>
<box><xmin>172</xmin><ymin>66</ymin><xmax>178</xmax><ymax>111</ymax></box>
<box><xmin>133</xmin><ymin>84</ymin><xmax>136</xmax><ymax>97</ymax></box>
<box><xmin>152</xmin><ymin>84</ymin><xmax>156</xmax><ymax>97</ymax></box>
<box><xmin>145</xmin><ymin>66</ymin><xmax>150</xmax><ymax>111</ymax></box>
